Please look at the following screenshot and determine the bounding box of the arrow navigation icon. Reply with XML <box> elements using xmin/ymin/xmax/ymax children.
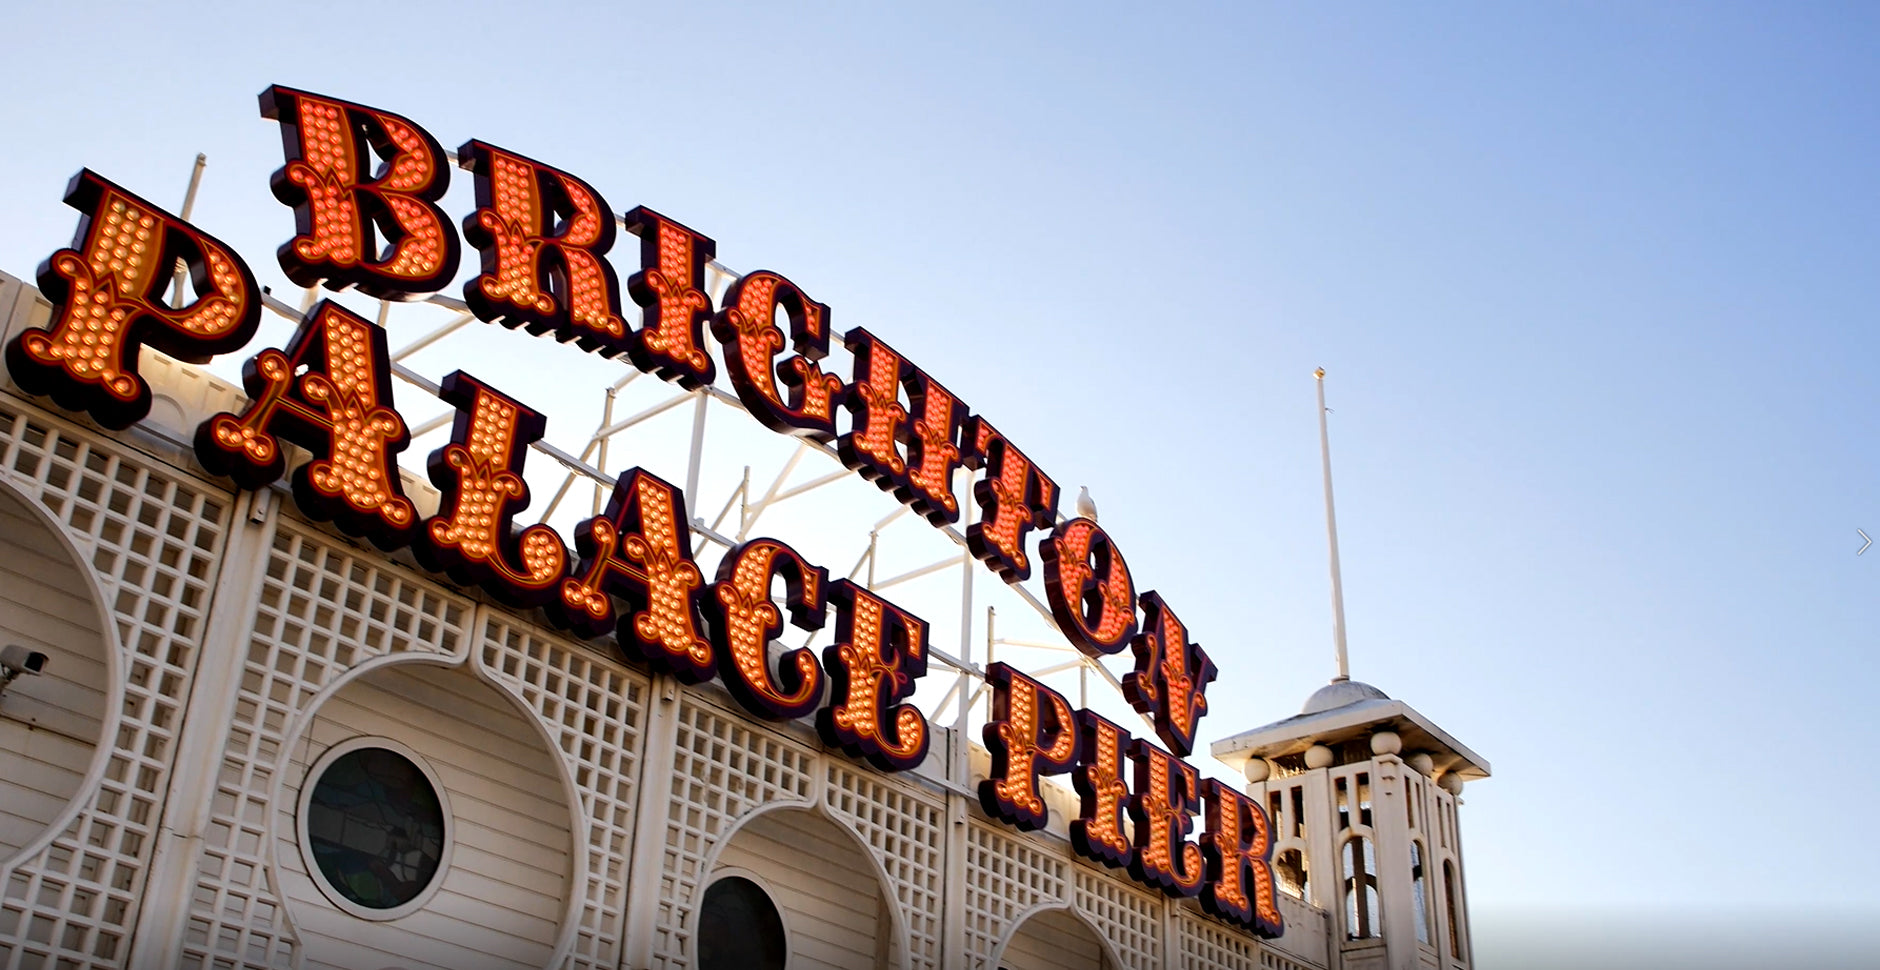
<box><xmin>1861</xmin><ymin>529</ymin><xmax>1872</xmax><ymax>556</ymax></box>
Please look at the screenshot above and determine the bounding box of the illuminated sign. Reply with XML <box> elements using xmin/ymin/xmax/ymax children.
<box><xmin>3</xmin><ymin>85</ymin><xmax>1279</xmax><ymax>938</ymax></box>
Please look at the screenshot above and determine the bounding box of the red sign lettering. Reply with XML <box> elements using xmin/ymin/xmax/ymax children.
<box><xmin>458</xmin><ymin>141</ymin><xmax>628</xmax><ymax>354</ymax></box>
<box><xmin>707</xmin><ymin>538</ymin><xmax>828</xmax><ymax>721</ymax></box>
<box><xmin>260</xmin><ymin>86</ymin><xmax>458</xmax><ymax>299</ymax></box>
<box><xmin>1070</xmin><ymin>710</ymin><xmax>1135</xmax><ymax>869</ymax></box>
<box><xmin>1041</xmin><ymin>517</ymin><xmax>1139</xmax><ymax>656</ymax></box>
<box><xmin>415</xmin><ymin>371</ymin><xmax>568</xmax><ymax>606</ymax></box>
<box><xmin>1200</xmin><ymin>780</ymin><xmax>1285</xmax><ymax>937</ymax></box>
<box><xmin>555</xmin><ymin>469</ymin><xmax>714</xmax><ymax>682</ymax></box>
<box><xmin>1123</xmin><ymin>592</ymin><xmax>1217</xmax><ymax>757</ymax></box>
<box><xmin>623</xmin><ymin>206</ymin><xmax>717</xmax><ymax>389</ymax></box>
<box><xmin>818</xmin><ymin>580</ymin><xmax>930</xmax><ymax>772</ymax></box>
<box><xmin>962</xmin><ymin>418</ymin><xmax>1059</xmax><ymax>583</ymax></box>
<box><xmin>1128</xmin><ymin>738</ymin><xmax>1206</xmax><ymax>898</ymax></box>
<box><xmin>710</xmin><ymin>269</ymin><xmax>842</xmax><ymax>440</ymax></box>
<box><xmin>979</xmin><ymin>662</ymin><xmax>1080</xmax><ymax>832</ymax></box>
<box><xmin>7</xmin><ymin>171</ymin><xmax>260</xmax><ymax>430</ymax></box>
<box><xmin>197</xmin><ymin>300</ymin><xmax>416</xmax><ymax>547</ymax></box>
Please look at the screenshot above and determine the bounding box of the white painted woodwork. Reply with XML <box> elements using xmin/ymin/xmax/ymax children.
<box><xmin>276</xmin><ymin>662</ymin><xmax>574</xmax><ymax>970</ymax></box>
<box><xmin>0</xmin><ymin>485</ymin><xmax>107</xmax><ymax>864</ymax></box>
<box><xmin>710</xmin><ymin>808</ymin><xmax>888</xmax><ymax>970</ymax></box>
<box><xmin>998</xmin><ymin>907</ymin><xmax>1115</xmax><ymax>970</ymax></box>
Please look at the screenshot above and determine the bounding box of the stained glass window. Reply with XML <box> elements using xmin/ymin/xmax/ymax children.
<box><xmin>306</xmin><ymin>746</ymin><xmax>446</xmax><ymax>910</ymax></box>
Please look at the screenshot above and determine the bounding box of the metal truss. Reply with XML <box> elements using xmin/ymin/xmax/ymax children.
<box><xmin>253</xmin><ymin>231</ymin><xmax>1153</xmax><ymax>790</ymax></box>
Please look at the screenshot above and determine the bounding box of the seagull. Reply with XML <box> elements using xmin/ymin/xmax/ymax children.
<box><xmin>1075</xmin><ymin>485</ymin><xmax>1098</xmax><ymax>522</ymax></box>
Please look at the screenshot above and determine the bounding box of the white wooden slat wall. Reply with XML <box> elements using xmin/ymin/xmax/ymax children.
<box><xmin>0</xmin><ymin>489</ymin><xmax>106</xmax><ymax>862</ymax></box>
<box><xmin>712</xmin><ymin>808</ymin><xmax>886</xmax><ymax>970</ymax></box>
<box><xmin>999</xmin><ymin>907</ymin><xmax>1114</xmax><ymax>970</ymax></box>
<box><xmin>277</xmin><ymin>663</ymin><xmax>574</xmax><ymax>970</ymax></box>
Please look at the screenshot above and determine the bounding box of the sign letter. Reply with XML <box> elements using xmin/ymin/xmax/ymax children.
<box><xmin>7</xmin><ymin>171</ymin><xmax>260</xmax><ymax>429</ymax></box>
<box><xmin>196</xmin><ymin>300</ymin><xmax>416</xmax><ymax>546</ymax></box>
<box><xmin>707</xmin><ymin>538</ymin><xmax>828</xmax><ymax>720</ymax></box>
<box><xmin>962</xmin><ymin>418</ymin><xmax>1058</xmax><ymax>583</ymax></box>
<box><xmin>623</xmin><ymin>207</ymin><xmax>717</xmax><ymax>389</ymax></box>
<box><xmin>710</xmin><ymin>270</ymin><xmax>842</xmax><ymax>440</ymax></box>
<box><xmin>415</xmin><ymin>372</ymin><xmax>568</xmax><ymax>605</ymax></box>
<box><xmin>1122</xmin><ymin>592</ymin><xmax>1216</xmax><ymax>757</ymax></box>
<box><xmin>818</xmin><ymin>581</ymin><xmax>930</xmax><ymax>772</ymax></box>
<box><xmin>1070</xmin><ymin>710</ymin><xmax>1135</xmax><ymax>869</ymax></box>
<box><xmin>555</xmin><ymin>469</ymin><xmax>714</xmax><ymax>683</ymax></box>
<box><xmin>458</xmin><ymin>141</ymin><xmax>628</xmax><ymax>353</ymax></box>
<box><xmin>979</xmin><ymin>662</ymin><xmax>1079</xmax><ymax>832</ymax></box>
<box><xmin>1200</xmin><ymin>779</ymin><xmax>1285</xmax><ymax>937</ymax></box>
<box><xmin>1128</xmin><ymin>738</ymin><xmax>1206</xmax><ymax>898</ymax></box>
<box><xmin>260</xmin><ymin>86</ymin><xmax>459</xmax><ymax>299</ymax></box>
<box><xmin>1041</xmin><ymin>518</ymin><xmax>1139</xmax><ymax>657</ymax></box>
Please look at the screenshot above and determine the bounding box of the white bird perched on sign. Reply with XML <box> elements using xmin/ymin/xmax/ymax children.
<box><xmin>1075</xmin><ymin>485</ymin><xmax>1098</xmax><ymax>522</ymax></box>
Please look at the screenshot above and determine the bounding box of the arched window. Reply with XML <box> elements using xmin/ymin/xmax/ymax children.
<box><xmin>1277</xmin><ymin>848</ymin><xmax>1309</xmax><ymax>900</ymax></box>
<box><xmin>1410</xmin><ymin>840</ymin><xmax>1431</xmax><ymax>944</ymax></box>
<box><xmin>1443</xmin><ymin>860</ymin><xmax>1465</xmax><ymax>960</ymax></box>
<box><xmin>699</xmin><ymin>875</ymin><xmax>787</xmax><ymax>970</ymax></box>
<box><xmin>1342</xmin><ymin>836</ymin><xmax>1380</xmax><ymax>939</ymax></box>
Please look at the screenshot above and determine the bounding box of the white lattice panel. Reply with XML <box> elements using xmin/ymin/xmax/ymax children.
<box><xmin>649</xmin><ymin>695</ymin><xmax>815</xmax><ymax>969</ymax></box>
<box><xmin>964</xmin><ymin>821</ymin><xmax>1069</xmax><ymax>969</ymax></box>
<box><xmin>180</xmin><ymin>520</ymin><xmax>472</xmax><ymax>969</ymax></box>
<box><xmin>0</xmin><ymin>400</ymin><xmax>229</xmax><ymax>970</ymax></box>
<box><xmin>478</xmin><ymin>616</ymin><xmax>648</xmax><ymax>970</ymax></box>
<box><xmin>1074</xmin><ymin>867</ymin><xmax>1163</xmax><ymax>970</ymax></box>
<box><xmin>823</xmin><ymin>765</ymin><xmax>945</xmax><ymax>970</ymax></box>
<box><xmin>1179</xmin><ymin>909</ymin><xmax>1306</xmax><ymax>970</ymax></box>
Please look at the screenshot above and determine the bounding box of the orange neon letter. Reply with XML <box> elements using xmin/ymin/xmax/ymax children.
<box><xmin>555</xmin><ymin>469</ymin><xmax>714</xmax><ymax>683</ymax></box>
<box><xmin>899</xmin><ymin>367</ymin><xmax>968</xmax><ymax>525</ymax></box>
<box><xmin>1122</xmin><ymin>592</ymin><xmax>1217</xmax><ymax>757</ymax></box>
<box><xmin>260</xmin><ymin>86</ymin><xmax>459</xmax><ymax>298</ymax></box>
<box><xmin>709</xmin><ymin>269</ymin><xmax>843</xmax><ymax>441</ymax></box>
<box><xmin>622</xmin><ymin>206</ymin><xmax>717</xmax><ymax>389</ymax></box>
<box><xmin>1070</xmin><ymin>710</ymin><xmax>1134</xmax><ymax>869</ymax></box>
<box><xmin>979</xmin><ymin>662</ymin><xmax>1080</xmax><ymax>832</ymax></box>
<box><xmin>837</xmin><ymin>327</ymin><xmax>909</xmax><ymax>490</ymax></box>
<box><xmin>708</xmin><ymin>538</ymin><xmax>828</xmax><ymax>720</ymax></box>
<box><xmin>458</xmin><ymin>141</ymin><xmax>628</xmax><ymax>354</ymax></box>
<box><xmin>1128</xmin><ymin>738</ymin><xmax>1206</xmax><ymax>898</ymax></box>
<box><xmin>962</xmin><ymin>417</ymin><xmax>1059</xmax><ymax>583</ymax></box>
<box><xmin>1200</xmin><ymin>779</ymin><xmax>1285</xmax><ymax>937</ymax></box>
<box><xmin>415</xmin><ymin>372</ymin><xmax>568</xmax><ymax>606</ymax></box>
<box><xmin>817</xmin><ymin>580</ymin><xmax>930</xmax><ymax>772</ymax></box>
<box><xmin>7</xmin><ymin>171</ymin><xmax>260</xmax><ymax>430</ymax></box>
<box><xmin>197</xmin><ymin>300</ymin><xmax>416</xmax><ymax>547</ymax></box>
<box><xmin>1041</xmin><ymin>517</ymin><xmax>1138</xmax><ymax>656</ymax></box>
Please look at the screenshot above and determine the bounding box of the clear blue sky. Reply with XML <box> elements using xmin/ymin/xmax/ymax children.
<box><xmin>2</xmin><ymin>3</ymin><xmax>1876</xmax><ymax>966</ymax></box>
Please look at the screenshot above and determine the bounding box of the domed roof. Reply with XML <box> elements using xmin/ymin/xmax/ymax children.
<box><xmin>1301</xmin><ymin>679</ymin><xmax>1389</xmax><ymax>715</ymax></box>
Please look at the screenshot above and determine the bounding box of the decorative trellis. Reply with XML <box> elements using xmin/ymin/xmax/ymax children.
<box><xmin>1074</xmin><ymin>866</ymin><xmax>1164</xmax><ymax>970</ymax></box>
<box><xmin>180</xmin><ymin>520</ymin><xmax>471</xmax><ymax>969</ymax></box>
<box><xmin>648</xmin><ymin>694</ymin><xmax>816</xmax><ymax>969</ymax></box>
<box><xmin>963</xmin><ymin>821</ymin><xmax>1070</xmax><ymax>969</ymax></box>
<box><xmin>477</xmin><ymin>616</ymin><xmax>650</xmax><ymax>970</ymax></box>
<box><xmin>823</xmin><ymin>764</ymin><xmax>946</xmax><ymax>970</ymax></box>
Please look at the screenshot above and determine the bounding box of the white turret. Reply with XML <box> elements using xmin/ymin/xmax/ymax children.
<box><xmin>1209</xmin><ymin>370</ymin><xmax>1488</xmax><ymax>970</ymax></box>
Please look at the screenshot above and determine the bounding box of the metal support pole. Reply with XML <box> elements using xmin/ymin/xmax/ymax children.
<box><xmin>168</xmin><ymin>154</ymin><xmax>207</xmax><ymax>307</ymax></box>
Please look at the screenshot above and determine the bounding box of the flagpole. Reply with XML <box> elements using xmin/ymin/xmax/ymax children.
<box><xmin>1315</xmin><ymin>367</ymin><xmax>1351</xmax><ymax>683</ymax></box>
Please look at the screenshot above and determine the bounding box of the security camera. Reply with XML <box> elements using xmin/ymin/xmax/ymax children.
<box><xmin>0</xmin><ymin>646</ymin><xmax>47</xmax><ymax>697</ymax></box>
<box><xmin>1</xmin><ymin>645</ymin><xmax>47</xmax><ymax>676</ymax></box>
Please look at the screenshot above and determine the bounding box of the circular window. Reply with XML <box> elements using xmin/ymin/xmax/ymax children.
<box><xmin>698</xmin><ymin>875</ymin><xmax>787</xmax><ymax>970</ymax></box>
<box><xmin>298</xmin><ymin>738</ymin><xmax>450</xmax><ymax>920</ymax></box>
